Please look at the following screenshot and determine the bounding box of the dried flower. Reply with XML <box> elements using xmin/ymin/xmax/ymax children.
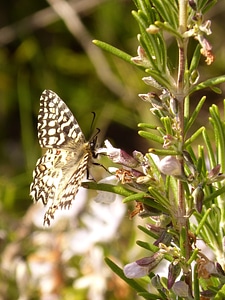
<box><xmin>183</xmin><ymin>18</ymin><xmax>214</xmax><ymax>65</ymax></box>
<box><xmin>163</xmin><ymin>135</ymin><xmax>177</xmax><ymax>148</ymax></box>
<box><xmin>131</xmin><ymin>46</ymin><xmax>152</xmax><ymax>67</ymax></box>
<box><xmin>207</xmin><ymin>164</ymin><xmax>225</xmax><ymax>183</ymax></box>
<box><xmin>197</xmin><ymin>257</ymin><xmax>218</xmax><ymax>279</ymax></box>
<box><xmin>142</xmin><ymin>76</ymin><xmax>163</xmax><ymax>90</ymax></box>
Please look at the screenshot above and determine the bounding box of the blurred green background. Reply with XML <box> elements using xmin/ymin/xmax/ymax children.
<box><xmin>0</xmin><ymin>0</ymin><xmax>225</xmax><ymax>299</ymax></box>
<box><xmin>0</xmin><ymin>0</ymin><xmax>149</xmax><ymax>218</ymax></box>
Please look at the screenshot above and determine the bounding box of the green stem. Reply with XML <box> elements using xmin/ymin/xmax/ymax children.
<box><xmin>177</xmin><ymin>0</ymin><xmax>193</xmax><ymax>294</ymax></box>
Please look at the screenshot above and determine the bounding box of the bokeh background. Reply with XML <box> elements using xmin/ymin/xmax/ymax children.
<box><xmin>0</xmin><ymin>0</ymin><xmax>225</xmax><ymax>299</ymax></box>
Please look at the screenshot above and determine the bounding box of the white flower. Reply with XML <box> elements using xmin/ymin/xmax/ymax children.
<box><xmin>94</xmin><ymin>174</ymin><xmax>119</xmax><ymax>204</ymax></box>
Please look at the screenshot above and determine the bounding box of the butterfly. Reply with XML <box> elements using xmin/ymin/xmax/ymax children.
<box><xmin>30</xmin><ymin>90</ymin><xmax>97</xmax><ymax>225</ymax></box>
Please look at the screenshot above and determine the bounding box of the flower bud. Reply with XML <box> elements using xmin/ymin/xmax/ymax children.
<box><xmin>154</xmin><ymin>231</ymin><xmax>172</xmax><ymax>247</ymax></box>
<box><xmin>188</xmin><ymin>0</ymin><xmax>197</xmax><ymax>10</ymax></box>
<box><xmin>142</xmin><ymin>76</ymin><xmax>163</xmax><ymax>90</ymax></box>
<box><xmin>215</xmin><ymin>262</ymin><xmax>225</xmax><ymax>277</ymax></box>
<box><xmin>208</xmin><ymin>164</ymin><xmax>221</xmax><ymax>179</ymax></box>
<box><xmin>146</xmin><ymin>24</ymin><xmax>160</xmax><ymax>34</ymax></box>
<box><xmin>170</xmin><ymin>97</ymin><xmax>178</xmax><ymax>115</ymax></box>
<box><xmin>190</xmin><ymin>69</ymin><xmax>199</xmax><ymax>85</ymax></box>
<box><xmin>159</xmin><ymin>156</ymin><xmax>182</xmax><ymax>177</ymax></box>
<box><xmin>168</xmin><ymin>261</ymin><xmax>181</xmax><ymax>289</ymax></box>
<box><xmin>131</xmin><ymin>46</ymin><xmax>151</xmax><ymax>67</ymax></box>
<box><xmin>163</xmin><ymin>135</ymin><xmax>177</xmax><ymax>148</ymax></box>
<box><xmin>207</xmin><ymin>164</ymin><xmax>225</xmax><ymax>183</ymax></box>
<box><xmin>192</xmin><ymin>185</ymin><xmax>204</xmax><ymax>213</ymax></box>
<box><xmin>139</xmin><ymin>92</ymin><xmax>163</xmax><ymax>110</ymax></box>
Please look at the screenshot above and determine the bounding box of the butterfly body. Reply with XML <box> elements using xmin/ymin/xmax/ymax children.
<box><xmin>30</xmin><ymin>90</ymin><xmax>95</xmax><ymax>225</ymax></box>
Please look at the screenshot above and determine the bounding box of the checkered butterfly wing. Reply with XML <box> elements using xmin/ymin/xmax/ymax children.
<box><xmin>30</xmin><ymin>90</ymin><xmax>93</xmax><ymax>225</ymax></box>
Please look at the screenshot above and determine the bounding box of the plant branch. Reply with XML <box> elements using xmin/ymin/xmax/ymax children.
<box><xmin>46</xmin><ymin>0</ymin><xmax>128</xmax><ymax>98</ymax></box>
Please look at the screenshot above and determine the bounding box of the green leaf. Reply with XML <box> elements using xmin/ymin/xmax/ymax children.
<box><xmin>193</xmin><ymin>263</ymin><xmax>200</xmax><ymax>300</ymax></box>
<box><xmin>201</xmin><ymin>0</ymin><xmax>217</xmax><ymax>14</ymax></box>
<box><xmin>148</xmin><ymin>187</ymin><xmax>171</xmax><ymax>209</ymax></box>
<box><xmin>184</xmin><ymin>126</ymin><xmax>205</xmax><ymax>147</ymax></box>
<box><xmin>123</xmin><ymin>192</ymin><xmax>168</xmax><ymax>214</ymax></box>
<box><xmin>148</xmin><ymin>148</ymin><xmax>178</xmax><ymax>155</ymax></box>
<box><xmin>189</xmin><ymin>75</ymin><xmax>225</xmax><ymax>95</ymax></box>
<box><xmin>138</xmin><ymin>225</ymin><xmax>158</xmax><ymax>239</ymax></box>
<box><xmin>204</xmin><ymin>186</ymin><xmax>225</xmax><ymax>205</ymax></box>
<box><xmin>209</xmin><ymin>104</ymin><xmax>225</xmax><ymax>172</ymax></box>
<box><xmin>138</xmin><ymin>123</ymin><xmax>158</xmax><ymax>129</ymax></box>
<box><xmin>155</xmin><ymin>21</ymin><xmax>182</xmax><ymax>40</ymax></box>
<box><xmin>138</xmin><ymin>292</ymin><xmax>164</xmax><ymax>300</ymax></box>
<box><xmin>82</xmin><ymin>182</ymin><xmax>134</xmax><ymax>197</ymax></box>
<box><xmin>123</xmin><ymin>192</ymin><xmax>151</xmax><ymax>203</ymax></box>
<box><xmin>136</xmin><ymin>240</ymin><xmax>159</xmax><ymax>252</ymax></box>
<box><xmin>202</xmin><ymin>129</ymin><xmax>216</xmax><ymax>168</ymax></box>
<box><xmin>215</xmin><ymin>284</ymin><xmax>225</xmax><ymax>300</ymax></box>
<box><xmin>151</xmin><ymin>0</ymin><xmax>178</xmax><ymax>28</ymax></box>
<box><xmin>189</xmin><ymin>44</ymin><xmax>201</xmax><ymax>74</ymax></box>
<box><xmin>92</xmin><ymin>40</ymin><xmax>135</xmax><ymax>65</ymax></box>
<box><xmin>138</xmin><ymin>130</ymin><xmax>164</xmax><ymax>143</ymax></box>
<box><xmin>132</xmin><ymin>11</ymin><xmax>162</xmax><ymax>71</ymax></box>
<box><xmin>134</xmin><ymin>0</ymin><xmax>153</xmax><ymax>23</ymax></box>
<box><xmin>161</xmin><ymin>116</ymin><xmax>173</xmax><ymax>135</ymax></box>
<box><xmin>184</xmin><ymin>96</ymin><xmax>206</xmax><ymax>135</ymax></box>
<box><xmin>145</xmin><ymin>68</ymin><xmax>174</xmax><ymax>90</ymax></box>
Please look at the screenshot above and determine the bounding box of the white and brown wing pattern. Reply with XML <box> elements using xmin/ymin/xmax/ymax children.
<box><xmin>30</xmin><ymin>90</ymin><xmax>93</xmax><ymax>225</ymax></box>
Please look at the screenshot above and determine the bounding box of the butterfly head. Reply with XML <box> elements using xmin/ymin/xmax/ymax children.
<box><xmin>90</xmin><ymin>128</ymin><xmax>100</xmax><ymax>159</ymax></box>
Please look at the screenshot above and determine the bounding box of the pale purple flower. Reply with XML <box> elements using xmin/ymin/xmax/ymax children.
<box><xmin>97</xmin><ymin>140</ymin><xmax>138</xmax><ymax>168</ymax></box>
<box><xmin>159</xmin><ymin>156</ymin><xmax>183</xmax><ymax>177</ymax></box>
<box><xmin>172</xmin><ymin>281</ymin><xmax>190</xmax><ymax>298</ymax></box>
<box><xmin>124</xmin><ymin>252</ymin><xmax>164</xmax><ymax>278</ymax></box>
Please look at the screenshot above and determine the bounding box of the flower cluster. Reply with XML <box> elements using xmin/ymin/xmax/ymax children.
<box><xmin>96</xmin><ymin>135</ymin><xmax>225</xmax><ymax>296</ymax></box>
<box><xmin>184</xmin><ymin>11</ymin><xmax>214</xmax><ymax>65</ymax></box>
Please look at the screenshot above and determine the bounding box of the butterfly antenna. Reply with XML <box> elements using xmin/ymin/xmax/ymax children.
<box><xmin>91</xmin><ymin>112</ymin><xmax>96</xmax><ymax>130</ymax></box>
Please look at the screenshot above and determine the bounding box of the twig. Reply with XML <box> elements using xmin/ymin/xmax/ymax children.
<box><xmin>46</xmin><ymin>0</ymin><xmax>127</xmax><ymax>98</ymax></box>
<box><xmin>0</xmin><ymin>0</ymin><xmax>107</xmax><ymax>46</ymax></box>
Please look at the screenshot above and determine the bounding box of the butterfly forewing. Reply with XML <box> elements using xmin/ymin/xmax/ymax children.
<box><xmin>30</xmin><ymin>90</ymin><xmax>93</xmax><ymax>226</ymax></box>
<box><xmin>38</xmin><ymin>90</ymin><xmax>86</xmax><ymax>148</ymax></box>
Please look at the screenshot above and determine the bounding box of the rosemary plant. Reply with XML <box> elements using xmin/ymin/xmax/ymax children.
<box><xmin>92</xmin><ymin>0</ymin><xmax>225</xmax><ymax>299</ymax></box>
